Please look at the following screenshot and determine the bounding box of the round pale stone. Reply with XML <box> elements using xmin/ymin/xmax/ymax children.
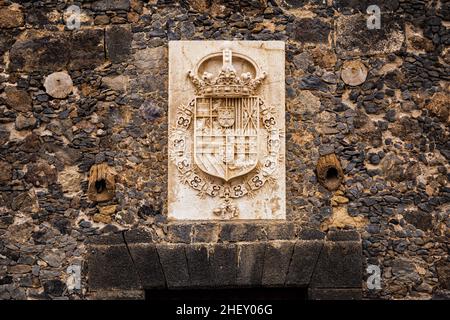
<box><xmin>44</xmin><ymin>72</ymin><xmax>73</xmax><ymax>99</ymax></box>
<box><xmin>341</xmin><ymin>60</ymin><xmax>368</xmax><ymax>86</ymax></box>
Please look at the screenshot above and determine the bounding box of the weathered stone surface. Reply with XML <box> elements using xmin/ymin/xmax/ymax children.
<box><xmin>425</xmin><ymin>92</ymin><xmax>449</xmax><ymax>123</ymax></box>
<box><xmin>435</xmin><ymin>260</ymin><xmax>450</xmax><ymax>290</ymax></box>
<box><xmin>128</xmin><ymin>244</ymin><xmax>166</xmax><ymax>289</ymax></box>
<box><xmin>288</xmin><ymin>18</ymin><xmax>331</xmax><ymax>44</ymax></box>
<box><xmin>0</xmin><ymin>0</ymin><xmax>447</xmax><ymax>302</ymax></box>
<box><xmin>9</xmin><ymin>30</ymin><xmax>70</xmax><ymax>72</ymax></box>
<box><xmin>134</xmin><ymin>46</ymin><xmax>167</xmax><ymax>72</ymax></box>
<box><xmin>124</xmin><ymin>227</ymin><xmax>154</xmax><ymax>244</ymax></box>
<box><xmin>44</xmin><ymin>72</ymin><xmax>73</xmax><ymax>99</ymax></box>
<box><xmin>336</xmin><ymin>14</ymin><xmax>404</xmax><ymax>56</ymax></box>
<box><xmin>262</xmin><ymin>241</ymin><xmax>294</xmax><ymax>286</ymax></box>
<box><xmin>310</xmin><ymin>241</ymin><xmax>362</xmax><ymax>288</ymax></box>
<box><xmin>69</xmin><ymin>29</ymin><xmax>105</xmax><ymax>70</ymax></box>
<box><xmin>87</xmin><ymin>246</ymin><xmax>141</xmax><ymax>290</ymax></box>
<box><xmin>0</xmin><ymin>161</ymin><xmax>12</xmax><ymax>183</ymax></box>
<box><xmin>92</xmin><ymin>0</ymin><xmax>130</xmax><ymax>11</ymax></box>
<box><xmin>209</xmin><ymin>243</ymin><xmax>237</xmax><ymax>286</ymax></box>
<box><xmin>15</xmin><ymin>113</ymin><xmax>36</xmax><ymax>131</ymax></box>
<box><xmin>3</xmin><ymin>87</ymin><xmax>32</xmax><ymax>113</ymax></box>
<box><xmin>168</xmin><ymin>41</ymin><xmax>286</xmax><ymax>220</ymax></box>
<box><xmin>286</xmin><ymin>241</ymin><xmax>323</xmax><ymax>286</ymax></box>
<box><xmin>57</xmin><ymin>165</ymin><xmax>83</xmax><ymax>194</ymax></box>
<box><xmin>404</xmin><ymin>211</ymin><xmax>432</xmax><ymax>231</ymax></box>
<box><xmin>156</xmin><ymin>244</ymin><xmax>190</xmax><ymax>288</ymax></box>
<box><xmin>341</xmin><ymin>60</ymin><xmax>368</xmax><ymax>86</ymax></box>
<box><xmin>102</xmin><ymin>75</ymin><xmax>129</xmax><ymax>92</ymax></box>
<box><xmin>326</xmin><ymin>230</ymin><xmax>360</xmax><ymax>242</ymax></box>
<box><xmin>0</xmin><ymin>4</ymin><xmax>24</xmax><ymax>29</ymax></box>
<box><xmin>106</xmin><ymin>25</ymin><xmax>132</xmax><ymax>63</ymax></box>
<box><xmin>236</xmin><ymin>243</ymin><xmax>266</xmax><ymax>286</ymax></box>
<box><xmin>9</xmin><ymin>29</ymin><xmax>104</xmax><ymax>72</ymax></box>
<box><xmin>185</xmin><ymin>244</ymin><xmax>212</xmax><ymax>287</ymax></box>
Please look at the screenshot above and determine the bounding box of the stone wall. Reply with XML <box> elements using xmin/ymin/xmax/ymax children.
<box><xmin>0</xmin><ymin>0</ymin><xmax>448</xmax><ymax>300</ymax></box>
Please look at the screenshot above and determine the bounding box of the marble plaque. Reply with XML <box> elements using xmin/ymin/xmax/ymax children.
<box><xmin>168</xmin><ymin>41</ymin><xmax>285</xmax><ymax>220</ymax></box>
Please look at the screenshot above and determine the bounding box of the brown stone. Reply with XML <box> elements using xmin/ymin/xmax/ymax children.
<box><xmin>316</xmin><ymin>153</ymin><xmax>344</xmax><ymax>191</ymax></box>
<box><xmin>425</xmin><ymin>92</ymin><xmax>449</xmax><ymax>123</ymax></box>
<box><xmin>24</xmin><ymin>160</ymin><xmax>57</xmax><ymax>187</ymax></box>
<box><xmin>93</xmin><ymin>213</ymin><xmax>112</xmax><ymax>224</ymax></box>
<box><xmin>4</xmin><ymin>87</ymin><xmax>32</xmax><ymax>112</ymax></box>
<box><xmin>94</xmin><ymin>15</ymin><xmax>110</xmax><ymax>25</ymax></box>
<box><xmin>0</xmin><ymin>4</ymin><xmax>24</xmax><ymax>28</ymax></box>
<box><xmin>98</xmin><ymin>205</ymin><xmax>117</xmax><ymax>216</ymax></box>
<box><xmin>0</xmin><ymin>160</ymin><xmax>12</xmax><ymax>183</ymax></box>
<box><xmin>15</xmin><ymin>113</ymin><xmax>36</xmax><ymax>130</ymax></box>
<box><xmin>88</xmin><ymin>163</ymin><xmax>116</xmax><ymax>202</ymax></box>
<box><xmin>341</xmin><ymin>60</ymin><xmax>368</xmax><ymax>86</ymax></box>
<box><xmin>310</xmin><ymin>47</ymin><xmax>337</xmax><ymax>70</ymax></box>
<box><xmin>9</xmin><ymin>265</ymin><xmax>32</xmax><ymax>274</ymax></box>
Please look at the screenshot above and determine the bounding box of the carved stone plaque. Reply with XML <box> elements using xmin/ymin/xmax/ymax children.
<box><xmin>168</xmin><ymin>41</ymin><xmax>285</xmax><ymax>220</ymax></box>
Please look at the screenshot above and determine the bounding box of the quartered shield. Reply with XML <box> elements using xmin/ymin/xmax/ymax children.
<box><xmin>194</xmin><ymin>96</ymin><xmax>260</xmax><ymax>181</ymax></box>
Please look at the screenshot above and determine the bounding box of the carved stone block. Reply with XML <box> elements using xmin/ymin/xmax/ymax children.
<box><xmin>168</xmin><ymin>41</ymin><xmax>286</xmax><ymax>220</ymax></box>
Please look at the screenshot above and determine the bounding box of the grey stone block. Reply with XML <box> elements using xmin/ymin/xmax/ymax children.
<box><xmin>128</xmin><ymin>244</ymin><xmax>165</xmax><ymax>289</ymax></box>
<box><xmin>336</xmin><ymin>13</ymin><xmax>404</xmax><ymax>56</ymax></box>
<box><xmin>219</xmin><ymin>223</ymin><xmax>265</xmax><ymax>242</ymax></box>
<box><xmin>262</xmin><ymin>241</ymin><xmax>295</xmax><ymax>286</ymax></box>
<box><xmin>106</xmin><ymin>24</ymin><xmax>132</xmax><ymax>64</ymax></box>
<box><xmin>236</xmin><ymin>243</ymin><xmax>266</xmax><ymax>286</ymax></box>
<box><xmin>266</xmin><ymin>223</ymin><xmax>295</xmax><ymax>240</ymax></box>
<box><xmin>192</xmin><ymin>223</ymin><xmax>220</xmax><ymax>243</ymax></box>
<box><xmin>309</xmin><ymin>288</ymin><xmax>363</xmax><ymax>300</ymax></box>
<box><xmin>124</xmin><ymin>227</ymin><xmax>154</xmax><ymax>244</ymax></box>
<box><xmin>209</xmin><ymin>244</ymin><xmax>237</xmax><ymax>287</ymax></box>
<box><xmin>298</xmin><ymin>228</ymin><xmax>325</xmax><ymax>240</ymax></box>
<box><xmin>86</xmin><ymin>232</ymin><xmax>124</xmax><ymax>245</ymax></box>
<box><xmin>310</xmin><ymin>241</ymin><xmax>362</xmax><ymax>288</ymax></box>
<box><xmin>326</xmin><ymin>230</ymin><xmax>360</xmax><ymax>242</ymax></box>
<box><xmin>185</xmin><ymin>244</ymin><xmax>212</xmax><ymax>287</ymax></box>
<box><xmin>156</xmin><ymin>244</ymin><xmax>190</xmax><ymax>288</ymax></box>
<box><xmin>87</xmin><ymin>245</ymin><xmax>141</xmax><ymax>290</ymax></box>
<box><xmin>286</xmin><ymin>240</ymin><xmax>323</xmax><ymax>286</ymax></box>
<box><xmin>167</xmin><ymin>223</ymin><xmax>192</xmax><ymax>244</ymax></box>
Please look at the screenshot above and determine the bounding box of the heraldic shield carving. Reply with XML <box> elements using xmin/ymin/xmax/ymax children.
<box><xmin>168</xmin><ymin>41</ymin><xmax>286</xmax><ymax>220</ymax></box>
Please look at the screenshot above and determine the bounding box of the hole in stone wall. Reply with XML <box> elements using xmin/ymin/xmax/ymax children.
<box><xmin>325</xmin><ymin>167</ymin><xmax>339</xmax><ymax>182</ymax></box>
<box><xmin>145</xmin><ymin>287</ymin><xmax>308</xmax><ymax>301</ymax></box>
<box><xmin>95</xmin><ymin>179</ymin><xmax>106</xmax><ymax>193</ymax></box>
<box><xmin>316</xmin><ymin>153</ymin><xmax>344</xmax><ymax>191</ymax></box>
<box><xmin>87</xmin><ymin>163</ymin><xmax>116</xmax><ymax>202</ymax></box>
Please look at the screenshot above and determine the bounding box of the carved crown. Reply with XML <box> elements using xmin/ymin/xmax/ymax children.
<box><xmin>188</xmin><ymin>48</ymin><xmax>267</xmax><ymax>97</ymax></box>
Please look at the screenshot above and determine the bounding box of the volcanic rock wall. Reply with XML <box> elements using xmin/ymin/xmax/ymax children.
<box><xmin>0</xmin><ymin>0</ymin><xmax>449</xmax><ymax>300</ymax></box>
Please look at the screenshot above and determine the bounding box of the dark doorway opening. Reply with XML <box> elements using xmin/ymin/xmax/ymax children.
<box><xmin>145</xmin><ymin>287</ymin><xmax>308</xmax><ymax>301</ymax></box>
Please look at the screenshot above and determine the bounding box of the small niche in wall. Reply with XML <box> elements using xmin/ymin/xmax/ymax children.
<box><xmin>88</xmin><ymin>163</ymin><xmax>116</xmax><ymax>202</ymax></box>
<box><xmin>316</xmin><ymin>153</ymin><xmax>344</xmax><ymax>191</ymax></box>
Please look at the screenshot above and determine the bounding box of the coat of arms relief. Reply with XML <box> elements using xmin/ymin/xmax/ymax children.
<box><xmin>168</xmin><ymin>41</ymin><xmax>285</xmax><ymax>220</ymax></box>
